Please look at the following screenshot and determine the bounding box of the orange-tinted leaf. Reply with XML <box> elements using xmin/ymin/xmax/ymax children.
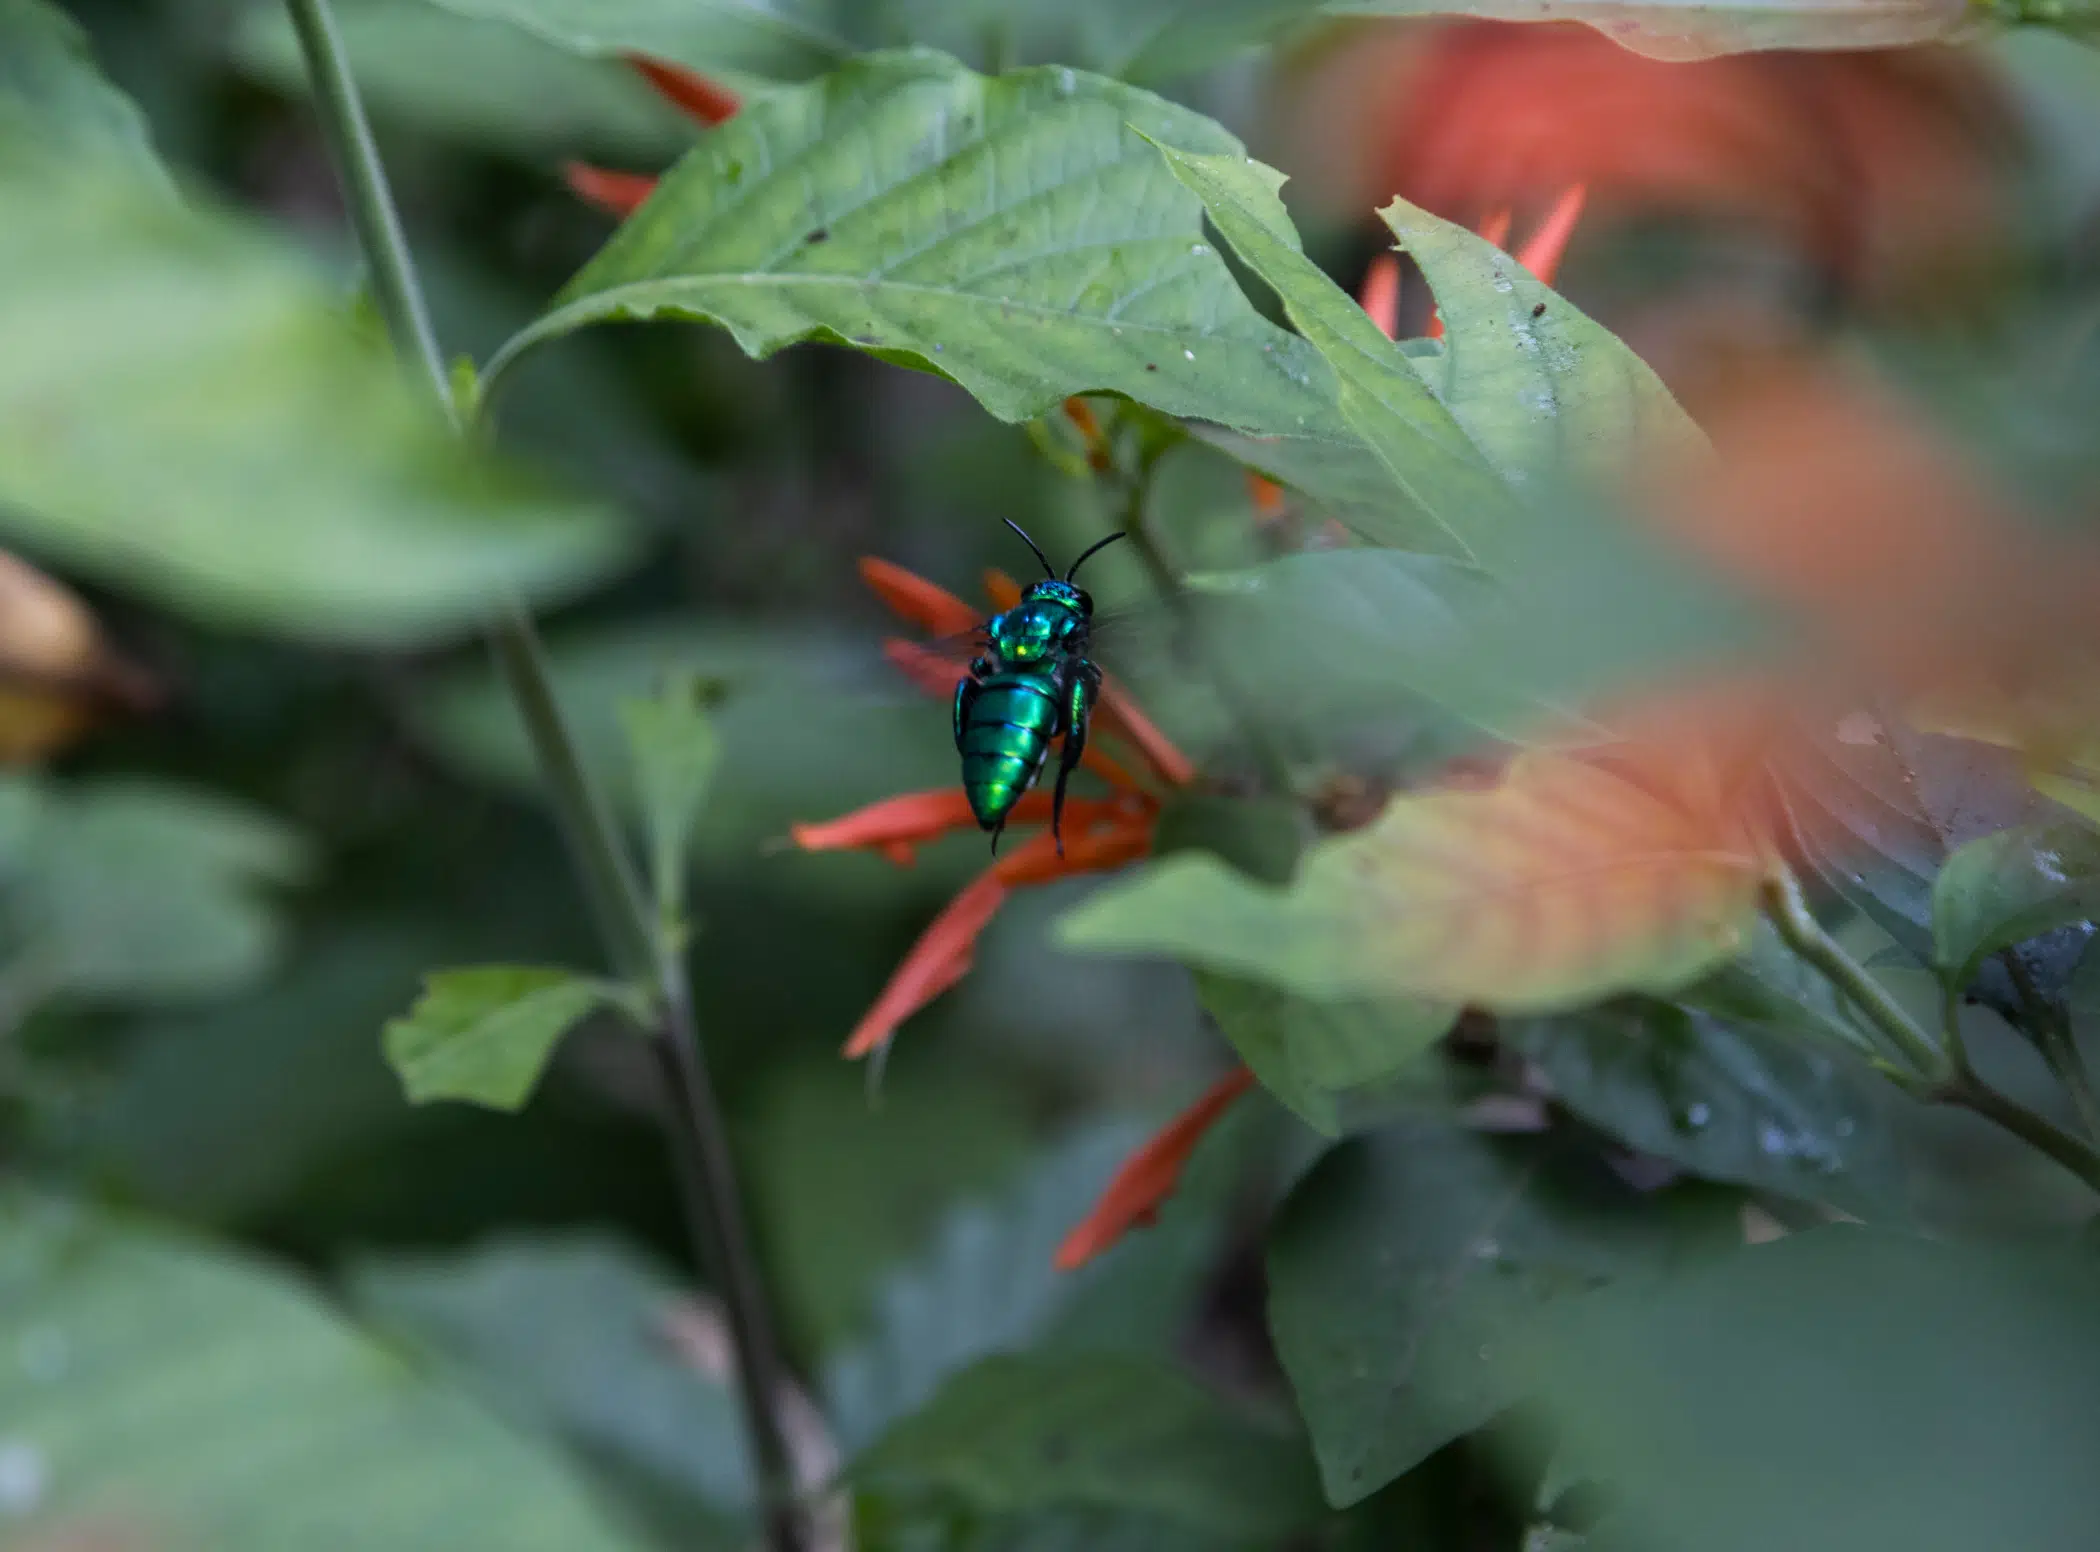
<box><xmin>1055</xmin><ymin>1066</ymin><xmax>1256</xmax><ymax>1270</ymax></box>
<box><xmin>1061</xmin><ymin>747</ymin><xmax>1762</xmax><ymax>1012</ymax></box>
<box><xmin>562</xmin><ymin>162</ymin><xmax>658</xmax><ymax>218</ymax></box>
<box><xmin>624</xmin><ymin>54</ymin><xmax>741</xmax><ymax>127</ymax></box>
<box><xmin>860</xmin><ymin>557</ymin><xmax>983</xmax><ymax>637</ymax></box>
<box><xmin>844</xmin><ymin>870</ymin><xmax>1007</xmax><ymax>1057</ymax></box>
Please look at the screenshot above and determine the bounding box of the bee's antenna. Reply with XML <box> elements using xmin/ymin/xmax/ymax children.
<box><xmin>1003</xmin><ymin>518</ymin><xmax>1056</xmax><ymax>580</ymax></box>
<box><xmin>1065</xmin><ymin>530</ymin><xmax>1127</xmax><ymax>582</ymax></box>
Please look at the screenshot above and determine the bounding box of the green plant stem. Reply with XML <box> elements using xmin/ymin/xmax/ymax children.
<box><xmin>1764</xmin><ymin>866</ymin><xmax>2100</xmax><ymax>1200</ymax></box>
<box><xmin>1759</xmin><ymin>868</ymin><xmax>1946</xmax><ymax>1081</ymax></box>
<box><xmin>283</xmin><ymin>5</ymin><xmax>807</xmax><ymax>1544</ymax></box>
<box><xmin>282</xmin><ymin>0</ymin><xmax>452</xmax><ymax>422</ymax></box>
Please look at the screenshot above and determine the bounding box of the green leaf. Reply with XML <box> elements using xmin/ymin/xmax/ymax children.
<box><xmin>1060</xmin><ymin>751</ymin><xmax>1760</xmax><ymax>1013</ymax></box>
<box><xmin>1509</xmin><ymin>1000</ymin><xmax>1906</xmax><ymax>1218</ymax></box>
<box><xmin>823</xmin><ymin>1120</ymin><xmax>1229</xmax><ymax>1453</ymax></box>
<box><xmin>421</xmin><ymin>0</ymin><xmax>852</xmax><ymax>84</ymax></box>
<box><xmin>1317</xmin><ymin>0</ymin><xmax>1981</xmax><ymax>61</ymax></box>
<box><xmin>1931</xmin><ymin>820</ymin><xmax>2100</xmax><ymax>991</ymax></box>
<box><xmin>492</xmin><ymin>51</ymin><xmax>1336</xmax><ymax>438</ymax></box>
<box><xmin>1149</xmin><ymin>144</ymin><xmax>1513</xmax><ymax>569</ymax></box>
<box><xmin>1514</xmin><ymin>1228</ymin><xmax>2100</xmax><ymax>1552</ymax></box>
<box><xmin>1195</xmin><ymin>972</ymin><xmax>1456</xmax><ymax>1135</ymax></box>
<box><xmin>1779</xmin><ymin>713</ymin><xmax>2092</xmax><ymax>1013</ymax></box>
<box><xmin>233</xmin><ymin>0</ymin><xmax>708</xmax><ymax>159</ymax></box>
<box><xmin>1266</xmin><ymin>1119</ymin><xmax>1735</xmax><ymax>1505</ymax></box>
<box><xmin>853</xmin><ymin>1353</ymin><xmax>1325</xmax><ymax>1539</ymax></box>
<box><xmin>0</xmin><ymin>1193</ymin><xmax>648</xmax><ymax>1549</ymax></box>
<box><xmin>351</xmin><ymin>1234</ymin><xmax>751</xmax><ymax>1545</ymax></box>
<box><xmin>0</xmin><ymin>0</ymin><xmax>169</xmax><ymax>186</ymax></box>
<box><xmin>620</xmin><ymin>674</ymin><xmax>723</xmax><ymax>923</ymax></box>
<box><xmin>0</xmin><ymin>160</ymin><xmax>639</xmax><ymax>645</ymax></box>
<box><xmin>383</xmin><ymin>966</ymin><xmax>630</xmax><ymax>1110</ymax></box>
<box><xmin>0</xmin><ymin>775</ymin><xmax>309</xmax><ymax>1006</ymax></box>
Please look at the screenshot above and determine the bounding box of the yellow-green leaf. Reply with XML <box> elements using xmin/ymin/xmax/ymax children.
<box><xmin>383</xmin><ymin>966</ymin><xmax>631</xmax><ymax>1110</ymax></box>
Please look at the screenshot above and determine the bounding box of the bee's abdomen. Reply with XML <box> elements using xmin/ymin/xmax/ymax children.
<box><xmin>960</xmin><ymin>671</ymin><xmax>1059</xmax><ymax>829</ymax></box>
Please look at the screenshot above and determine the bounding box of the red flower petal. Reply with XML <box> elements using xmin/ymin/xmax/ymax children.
<box><xmin>1096</xmin><ymin>687</ymin><xmax>1194</xmax><ymax>789</ymax></box>
<box><xmin>1479</xmin><ymin>207</ymin><xmax>1514</xmax><ymax>250</ymax></box>
<box><xmin>993</xmin><ymin>810</ymin><xmax>1155</xmax><ymax>886</ymax></box>
<box><xmin>1247</xmin><ymin>471</ymin><xmax>1287</xmax><ymax>521</ymax></box>
<box><xmin>983</xmin><ymin>568</ymin><xmax>1024</xmax><ymax>612</ymax></box>
<box><xmin>624</xmin><ymin>54</ymin><xmax>741</xmax><ymax>127</ymax></box>
<box><xmin>794</xmin><ymin>787</ymin><xmax>1063</xmax><ymax>860</ymax></box>
<box><xmin>861</xmin><ymin>558</ymin><xmax>983</xmax><ymax>637</ymax></box>
<box><xmin>1514</xmin><ymin>184</ymin><xmax>1588</xmax><ymax>286</ymax></box>
<box><xmin>1054</xmin><ymin>1066</ymin><xmax>1258</xmax><ymax>1271</ymax></box>
<box><xmin>1359</xmin><ymin>252</ymin><xmax>1401</xmax><ymax>340</ymax></box>
<box><xmin>885</xmin><ymin>638</ymin><xmax>969</xmax><ymax>697</ymax></box>
<box><xmin>842</xmin><ymin>870</ymin><xmax>1007</xmax><ymax>1058</ymax></box>
<box><xmin>563</xmin><ymin>163</ymin><xmax>658</xmax><ymax>217</ymax></box>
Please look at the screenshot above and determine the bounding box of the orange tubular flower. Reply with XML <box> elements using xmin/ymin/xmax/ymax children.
<box><xmin>793</xmin><ymin>558</ymin><xmax>1242</xmax><ymax>1271</ymax></box>
<box><xmin>793</xmin><ymin>560</ymin><xmax>1188</xmax><ymax>1062</ymax></box>
<box><xmin>564</xmin><ymin>56</ymin><xmax>743</xmax><ymax>218</ymax></box>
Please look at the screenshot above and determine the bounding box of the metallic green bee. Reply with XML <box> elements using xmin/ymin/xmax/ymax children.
<box><xmin>953</xmin><ymin>520</ymin><xmax>1126</xmax><ymax>853</ymax></box>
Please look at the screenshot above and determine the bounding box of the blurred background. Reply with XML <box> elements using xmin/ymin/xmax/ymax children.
<box><xmin>8</xmin><ymin>2</ymin><xmax>2100</xmax><ymax>1547</ymax></box>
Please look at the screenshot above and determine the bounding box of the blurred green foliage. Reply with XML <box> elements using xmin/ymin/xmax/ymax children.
<box><xmin>4</xmin><ymin>1</ymin><xmax>2100</xmax><ymax>1549</ymax></box>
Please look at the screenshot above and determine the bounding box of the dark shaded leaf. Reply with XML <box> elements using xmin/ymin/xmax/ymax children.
<box><xmin>351</xmin><ymin>1234</ymin><xmax>751</xmax><ymax>1546</ymax></box>
<box><xmin>1516</xmin><ymin>1228</ymin><xmax>2100</xmax><ymax>1552</ymax></box>
<box><xmin>1510</xmin><ymin>1000</ymin><xmax>1907</xmax><ymax>1217</ymax></box>
<box><xmin>852</xmin><ymin>1353</ymin><xmax>1324</xmax><ymax>1539</ymax></box>
<box><xmin>1267</xmin><ymin>1118</ymin><xmax>1735</xmax><ymax>1505</ymax></box>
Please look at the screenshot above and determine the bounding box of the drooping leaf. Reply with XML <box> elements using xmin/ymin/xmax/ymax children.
<box><xmin>383</xmin><ymin>965</ymin><xmax>635</xmax><ymax>1110</ymax></box>
<box><xmin>0</xmin><ymin>1193</ymin><xmax>648</xmax><ymax>1550</ymax></box>
<box><xmin>620</xmin><ymin>674</ymin><xmax>723</xmax><ymax>922</ymax></box>
<box><xmin>0</xmin><ymin>159</ymin><xmax>638</xmax><ymax>645</ymax></box>
<box><xmin>0</xmin><ymin>775</ymin><xmax>308</xmax><ymax>1006</ymax></box>
<box><xmin>491</xmin><ymin>52</ymin><xmax>1337</xmax><ymax>439</ymax></box>
<box><xmin>0</xmin><ymin>0</ymin><xmax>169</xmax><ymax>186</ymax></box>
<box><xmin>1515</xmin><ymin>1228</ymin><xmax>2100</xmax><ymax>1552</ymax></box>
<box><xmin>1195</xmin><ymin>971</ymin><xmax>1457</xmax><ymax>1135</ymax></box>
<box><xmin>823</xmin><ymin>1120</ymin><xmax>1225</xmax><ymax>1454</ymax></box>
<box><xmin>233</xmin><ymin>0</ymin><xmax>707</xmax><ymax>159</ymax></box>
<box><xmin>1315</xmin><ymin>0</ymin><xmax>1985</xmax><ymax>62</ymax></box>
<box><xmin>420</xmin><ymin>0</ymin><xmax>852</xmax><ymax>85</ymax></box>
<box><xmin>1266</xmin><ymin>1119</ymin><xmax>1736</xmax><ymax>1505</ymax></box>
<box><xmin>351</xmin><ymin>1234</ymin><xmax>753</xmax><ymax>1545</ymax></box>
<box><xmin>852</xmin><ymin>1353</ymin><xmax>1325</xmax><ymax>1539</ymax></box>
<box><xmin>1931</xmin><ymin>820</ymin><xmax>2100</xmax><ymax>992</ymax></box>
<box><xmin>1509</xmin><ymin>998</ymin><xmax>1907</xmax><ymax>1218</ymax></box>
<box><xmin>1778</xmin><ymin>710</ymin><xmax>2093</xmax><ymax>1008</ymax></box>
<box><xmin>1061</xmin><ymin>750</ymin><xmax>1761</xmax><ymax>1013</ymax></box>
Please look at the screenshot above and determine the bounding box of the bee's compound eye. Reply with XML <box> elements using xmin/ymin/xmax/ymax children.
<box><xmin>1078</xmin><ymin>591</ymin><xmax>1093</xmax><ymax>618</ymax></box>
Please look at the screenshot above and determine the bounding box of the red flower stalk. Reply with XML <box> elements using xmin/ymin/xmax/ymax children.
<box><xmin>564</xmin><ymin>55</ymin><xmax>743</xmax><ymax>218</ymax></box>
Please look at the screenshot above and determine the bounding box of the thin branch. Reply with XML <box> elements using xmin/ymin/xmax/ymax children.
<box><xmin>1758</xmin><ymin>867</ymin><xmax>1947</xmax><ymax>1081</ymax></box>
<box><xmin>282</xmin><ymin>5</ymin><xmax>807</xmax><ymax>1543</ymax></box>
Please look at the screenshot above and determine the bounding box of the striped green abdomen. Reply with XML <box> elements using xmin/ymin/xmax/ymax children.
<box><xmin>960</xmin><ymin>670</ymin><xmax>1060</xmax><ymax>829</ymax></box>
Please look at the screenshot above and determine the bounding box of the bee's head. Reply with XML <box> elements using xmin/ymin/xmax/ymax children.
<box><xmin>1021</xmin><ymin>579</ymin><xmax>1090</xmax><ymax>617</ymax></box>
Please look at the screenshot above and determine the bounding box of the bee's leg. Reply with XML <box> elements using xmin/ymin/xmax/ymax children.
<box><xmin>953</xmin><ymin>674</ymin><xmax>980</xmax><ymax>755</ymax></box>
<box><xmin>1051</xmin><ymin>662</ymin><xmax>1101</xmax><ymax>859</ymax></box>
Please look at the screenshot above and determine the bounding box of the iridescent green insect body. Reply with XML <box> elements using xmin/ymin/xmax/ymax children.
<box><xmin>954</xmin><ymin>521</ymin><xmax>1126</xmax><ymax>853</ymax></box>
